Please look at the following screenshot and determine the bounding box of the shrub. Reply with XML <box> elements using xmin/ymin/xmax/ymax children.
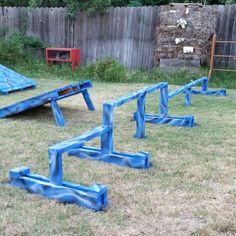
<box><xmin>85</xmin><ymin>58</ymin><xmax>128</xmax><ymax>82</ymax></box>
<box><xmin>0</xmin><ymin>29</ymin><xmax>48</xmax><ymax>66</ymax></box>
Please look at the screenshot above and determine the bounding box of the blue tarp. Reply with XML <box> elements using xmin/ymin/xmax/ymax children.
<box><xmin>0</xmin><ymin>64</ymin><xmax>36</xmax><ymax>95</ymax></box>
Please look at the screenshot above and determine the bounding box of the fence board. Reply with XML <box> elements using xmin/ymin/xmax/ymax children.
<box><xmin>0</xmin><ymin>5</ymin><xmax>235</xmax><ymax>70</ymax></box>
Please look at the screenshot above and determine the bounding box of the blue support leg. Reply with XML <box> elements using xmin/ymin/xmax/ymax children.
<box><xmin>159</xmin><ymin>84</ymin><xmax>168</xmax><ymax>117</ymax></box>
<box><xmin>48</xmin><ymin>149</ymin><xmax>63</xmax><ymax>185</ymax></box>
<box><xmin>184</xmin><ymin>88</ymin><xmax>192</xmax><ymax>106</ymax></box>
<box><xmin>143</xmin><ymin>114</ymin><xmax>195</xmax><ymax>127</ymax></box>
<box><xmin>50</xmin><ymin>100</ymin><xmax>65</xmax><ymax>127</ymax></box>
<box><xmin>101</xmin><ymin>104</ymin><xmax>114</xmax><ymax>154</ymax></box>
<box><xmin>82</xmin><ymin>90</ymin><xmax>95</xmax><ymax>111</ymax></box>
<box><xmin>136</xmin><ymin>92</ymin><xmax>146</xmax><ymax>139</ymax></box>
<box><xmin>202</xmin><ymin>78</ymin><xmax>208</xmax><ymax>92</ymax></box>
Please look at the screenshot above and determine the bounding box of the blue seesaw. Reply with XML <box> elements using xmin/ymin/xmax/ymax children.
<box><xmin>0</xmin><ymin>80</ymin><xmax>95</xmax><ymax>126</ymax></box>
<box><xmin>0</xmin><ymin>64</ymin><xmax>36</xmax><ymax>95</ymax></box>
<box><xmin>168</xmin><ymin>77</ymin><xmax>227</xmax><ymax>106</ymax></box>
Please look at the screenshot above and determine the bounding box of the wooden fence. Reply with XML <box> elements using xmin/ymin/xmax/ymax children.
<box><xmin>0</xmin><ymin>5</ymin><xmax>235</xmax><ymax>70</ymax></box>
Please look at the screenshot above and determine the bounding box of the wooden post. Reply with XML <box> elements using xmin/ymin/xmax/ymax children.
<box><xmin>208</xmin><ymin>34</ymin><xmax>216</xmax><ymax>79</ymax></box>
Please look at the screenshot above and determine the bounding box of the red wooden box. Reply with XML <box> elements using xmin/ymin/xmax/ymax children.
<box><xmin>45</xmin><ymin>48</ymin><xmax>80</xmax><ymax>72</ymax></box>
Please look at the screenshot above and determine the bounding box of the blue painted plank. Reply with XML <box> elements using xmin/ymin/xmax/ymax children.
<box><xmin>191</xmin><ymin>89</ymin><xmax>227</xmax><ymax>96</ymax></box>
<box><xmin>0</xmin><ymin>64</ymin><xmax>36</xmax><ymax>95</ymax></box>
<box><xmin>50</xmin><ymin>125</ymin><xmax>111</xmax><ymax>154</ymax></box>
<box><xmin>69</xmin><ymin>146</ymin><xmax>150</xmax><ymax>169</ymax></box>
<box><xmin>107</xmin><ymin>82</ymin><xmax>167</xmax><ymax>108</ymax></box>
<box><xmin>82</xmin><ymin>90</ymin><xmax>95</xmax><ymax>111</ymax></box>
<box><xmin>168</xmin><ymin>77</ymin><xmax>227</xmax><ymax>103</ymax></box>
<box><xmin>142</xmin><ymin>114</ymin><xmax>195</xmax><ymax>127</ymax></box>
<box><xmin>0</xmin><ymin>80</ymin><xmax>95</xmax><ymax>126</ymax></box>
<box><xmin>168</xmin><ymin>77</ymin><xmax>208</xmax><ymax>99</ymax></box>
<box><xmin>10</xmin><ymin>167</ymin><xmax>107</xmax><ymax>211</ymax></box>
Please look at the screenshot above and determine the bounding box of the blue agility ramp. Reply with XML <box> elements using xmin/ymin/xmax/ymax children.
<box><xmin>0</xmin><ymin>80</ymin><xmax>95</xmax><ymax>126</ymax></box>
<box><xmin>0</xmin><ymin>65</ymin><xmax>36</xmax><ymax>95</ymax></box>
<box><xmin>168</xmin><ymin>77</ymin><xmax>227</xmax><ymax>106</ymax></box>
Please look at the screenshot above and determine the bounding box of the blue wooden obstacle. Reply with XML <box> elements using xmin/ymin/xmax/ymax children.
<box><xmin>66</xmin><ymin>82</ymin><xmax>194</xmax><ymax>169</ymax></box>
<box><xmin>132</xmin><ymin>82</ymin><xmax>195</xmax><ymax>130</ymax></box>
<box><xmin>0</xmin><ymin>80</ymin><xmax>95</xmax><ymax>126</ymax></box>
<box><xmin>168</xmin><ymin>77</ymin><xmax>227</xmax><ymax>106</ymax></box>
<box><xmin>0</xmin><ymin>64</ymin><xmax>36</xmax><ymax>95</ymax></box>
<box><xmin>9</xmin><ymin>132</ymin><xmax>108</xmax><ymax>210</ymax></box>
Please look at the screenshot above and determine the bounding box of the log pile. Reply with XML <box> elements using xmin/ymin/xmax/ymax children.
<box><xmin>155</xmin><ymin>4</ymin><xmax>218</xmax><ymax>68</ymax></box>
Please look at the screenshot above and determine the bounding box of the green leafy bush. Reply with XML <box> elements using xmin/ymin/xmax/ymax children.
<box><xmin>0</xmin><ymin>29</ymin><xmax>48</xmax><ymax>66</ymax></box>
<box><xmin>84</xmin><ymin>58</ymin><xmax>127</xmax><ymax>82</ymax></box>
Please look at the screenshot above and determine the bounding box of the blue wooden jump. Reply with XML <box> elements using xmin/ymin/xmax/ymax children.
<box><xmin>0</xmin><ymin>64</ymin><xmax>36</xmax><ymax>95</ymax></box>
<box><xmin>8</xmin><ymin>79</ymin><xmax>228</xmax><ymax>210</ymax></box>
<box><xmin>67</xmin><ymin>82</ymin><xmax>194</xmax><ymax>170</ymax></box>
<box><xmin>0</xmin><ymin>80</ymin><xmax>95</xmax><ymax>126</ymax></box>
<box><xmin>132</xmin><ymin>82</ymin><xmax>194</xmax><ymax>130</ymax></box>
<box><xmin>168</xmin><ymin>77</ymin><xmax>227</xmax><ymax>106</ymax></box>
<box><xmin>10</xmin><ymin>139</ymin><xmax>108</xmax><ymax>211</ymax></box>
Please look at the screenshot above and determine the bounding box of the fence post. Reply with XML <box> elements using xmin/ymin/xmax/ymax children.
<box><xmin>208</xmin><ymin>34</ymin><xmax>216</xmax><ymax>79</ymax></box>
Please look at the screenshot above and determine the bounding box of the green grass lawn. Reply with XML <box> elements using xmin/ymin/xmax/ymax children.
<box><xmin>0</xmin><ymin>78</ymin><xmax>236</xmax><ymax>235</ymax></box>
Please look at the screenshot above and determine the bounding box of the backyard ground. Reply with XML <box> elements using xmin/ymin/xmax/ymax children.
<box><xmin>0</xmin><ymin>78</ymin><xmax>235</xmax><ymax>235</ymax></box>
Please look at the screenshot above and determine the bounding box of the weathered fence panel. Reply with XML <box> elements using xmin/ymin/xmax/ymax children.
<box><xmin>215</xmin><ymin>4</ymin><xmax>236</xmax><ymax>69</ymax></box>
<box><xmin>0</xmin><ymin>5</ymin><xmax>235</xmax><ymax>70</ymax></box>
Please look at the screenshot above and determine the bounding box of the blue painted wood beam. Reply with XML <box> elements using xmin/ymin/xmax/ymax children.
<box><xmin>168</xmin><ymin>77</ymin><xmax>207</xmax><ymax>99</ymax></box>
<box><xmin>168</xmin><ymin>77</ymin><xmax>227</xmax><ymax>106</ymax></box>
<box><xmin>139</xmin><ymin>113</ymin><xmax>195</xmax><ymax>127</ymax></box>
<box><xmin>50</xmin><ymin>125</ymin><xmax>110</xmax><ymax>154</ymax></box>
<box><xmin>69</xmin><ymin>146</ymin><xmax>150</xmax><ymax>169</ymax></box>
<box><xmin>9</xmin><ymin>167</ymin><xmax>107</xmax><ymax>211</ymax></box>
<box><xmin>191</xmin><ymin>89</ymin><xmax>227</xmax><ymax>96</ymax></box>
<box><xmin>106</xmin><ymin>82</ymin><xmax>167</xmax><ymax>108</ymax></box>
